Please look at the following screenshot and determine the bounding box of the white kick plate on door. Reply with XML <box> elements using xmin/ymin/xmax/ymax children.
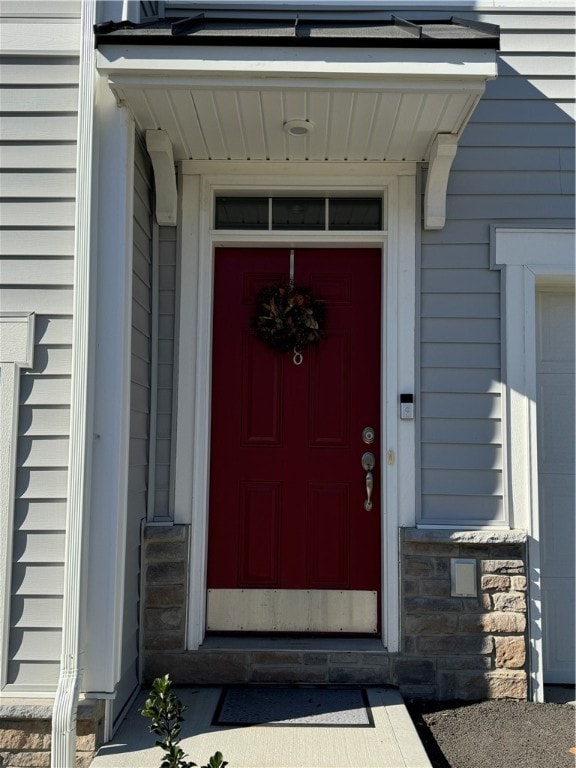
<box><xmin>206</xmin><ymin>589</ymin><xmax>378</xmax><ymax>633</ymax></box>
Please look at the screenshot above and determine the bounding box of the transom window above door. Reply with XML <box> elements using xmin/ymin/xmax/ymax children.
<box><xmin>214</xmin><ymin>197</ymin><xmax>383</xmax><ymax>231</ymax></box>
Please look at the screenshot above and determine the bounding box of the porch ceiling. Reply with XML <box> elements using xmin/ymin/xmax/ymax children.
<box><xmin>97</xmin><ymin>69</ymin><xmax>492</xmax><ymax>164</ymax></box>
<box><xmin>96</xmin><ymin>10</ymin><xmax>498</xmax><ymax>165</ymax></box>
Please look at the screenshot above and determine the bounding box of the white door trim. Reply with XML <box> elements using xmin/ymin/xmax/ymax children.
<box><xmin>494</xmin><ymin>227</ymin><xmax>575</xmax><ymax>702</ymax></box>
<box><xmin>174</xmin><ymin>166</ymin><xmax>416</xmax><ymax>651</ymax></box>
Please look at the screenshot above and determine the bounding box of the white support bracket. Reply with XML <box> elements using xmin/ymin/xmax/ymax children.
<box><xmin>424</xmin><ymin>133</ymin><xmax>459</xmax><ymax>230</ymax></box>
<box><xmin>146</xmin><ymin>129</ymin><xmax>177</xmax><ymax>226</ymax></box>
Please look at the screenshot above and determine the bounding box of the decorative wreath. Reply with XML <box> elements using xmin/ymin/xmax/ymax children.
<box><xmin>253</xmin><ymin>283</ymin><xmax>326</xmax><ymax>354</ymax></box>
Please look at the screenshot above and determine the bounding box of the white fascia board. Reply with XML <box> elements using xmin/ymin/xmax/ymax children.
<box><xmin>110</xmin><ymin>75</ymin><xmax>488</xmax><ymax>98</ymax></box>
<box><xmin>96</xmin><ymin>46</ymin><xmax>498</xmax><ymax>81</ymax></box>
<box><xmin>145</xmin><ymin>1</ymin><xmax>576</xmax><ymax>13</ymax></box>
<box><xmin>182</xmin><ymin>160</ymin><xmax>417</xmax><ymax>177</ymax></box>
<box><xmin>108</xmin><ymin>84</ymin><xmax>489</xmax><ymax>129</ymax></box>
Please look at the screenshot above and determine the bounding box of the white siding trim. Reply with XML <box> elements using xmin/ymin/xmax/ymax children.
<box><xmin>147</xmin><ymin>221</ymin><xmax>160</xmax><ymax>522</ymax></box>
<box><xmin>173</xmin><ymin>172</ymin><xmax>201</xmax><ymax>528</ymax></box>
<box><xmin>386</xmin><ymin>174</ymin><xmax>417</xmax><ymax>650</ymax></box>
<box><xmin>175</xmin><ymin>165</ymin><xmax>416</xmax><ymax>652</ymax></box>
<box><xmin>396</xmin><ymin>178</ymin><xmax>417</xmax><ymax>533</ymax></box>
<box><xmin>51</xmin><ymin>0</ymin><xmax>95</xmax><ymax>763</ymax></box>
<box><xmin>0</xmin><ymin>313</ymin><xmax>35</xmax><ymax>691</ymax></box>
<box><xmin>83</xmin><ymin>79</ymin><xmax>135</xmax><ymax>704</ymax></box>
<box><xmin>495</xmin><ymin>227</ymin><xmax>575</xmax><ymax>703</ymax></box>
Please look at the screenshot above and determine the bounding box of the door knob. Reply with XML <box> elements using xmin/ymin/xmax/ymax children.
<box><xmin>361</xmin><ymin>452</ymin><xmax>375</xmax><ymax>472</ymax></box>
<box><xmin>361</xmin><ymin>452</ymin><xmax>375</xmax><ymax>511</ymax></box>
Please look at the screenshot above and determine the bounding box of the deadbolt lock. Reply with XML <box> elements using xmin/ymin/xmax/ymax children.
<box><xmin>362</xmin><ymin>427</ymin><xmax>376</xmax><ymax>445</ymax></box>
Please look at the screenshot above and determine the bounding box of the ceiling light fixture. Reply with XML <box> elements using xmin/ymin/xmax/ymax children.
<box><xmin>283</xmin><ymin>119</ymin><xmax>315</xmax><ymax>137</ymax></box>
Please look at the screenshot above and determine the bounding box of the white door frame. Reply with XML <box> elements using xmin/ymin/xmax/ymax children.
<box><xmin>494</xmin><ymin>227</ymin><xmax>575</xmax><ymax>702</ymax></box>
<box><xmin>173</xmin><ymin>163</ymin><xmax>417</xmax><ymax>651</ymax></box>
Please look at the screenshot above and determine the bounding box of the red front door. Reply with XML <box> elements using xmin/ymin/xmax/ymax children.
<box><xmin>207</xmin><ymin>247</ymin><xmax>381</xmax><ymax>633</ymax></box>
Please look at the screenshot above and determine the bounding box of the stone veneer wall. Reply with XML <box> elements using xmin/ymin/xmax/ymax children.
<box><xmin>143</xmin><ymin>525</ymin><xmax>190</xmax><ymax>654</ymax></box>
<box><xmin>0</xmin><ymin>699</ymin><xmax>104</xmax><ymax>768</ymax></box>
<box><xmin>400</xmin><ymin>528</ymin><xmax>528</xmax><ymax>700</ymax></box>
<box><xmin>143</xmin><ymin>525</ymin><xmax>529</xmax><ymax>701</ymax></box>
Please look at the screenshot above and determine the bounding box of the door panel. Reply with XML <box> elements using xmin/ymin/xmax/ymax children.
<box><xmin>240</xmin><ymin>333</ymin><xmax>283</xmax><ymax>445</ymax></box>
<box><xmin>307</xmin><ymin>482</ymin><xmax>350</xmax><ymax>587</ymax></box>
<box><xmin>208</xmin><ymin>247</ymin><xmax>381</xmax><ymax>632</ymax></box>
<box><xmin>238</xmin><ymin>482</ymin><xmax>281</xmax><ymax>586</ymax></box>
<box><xmin>309</xmin><ymin>330</ymin><xmax>351</xmax><ymax>446</ymax></box>
<box><xmin>537</xmin><ymin>290</ymin><xmax>575</xmax><ymax>683</ymax></box>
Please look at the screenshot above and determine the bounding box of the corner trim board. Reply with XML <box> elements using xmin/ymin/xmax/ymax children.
<box><xmin>51</xmin><ymin>1</ymin><xmax>97</xmax><ymax>765</ymax></box>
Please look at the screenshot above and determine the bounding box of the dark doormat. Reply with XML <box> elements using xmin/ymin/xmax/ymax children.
<box><xmin>212</xmin><ymin>686</ymin><xmax>374</xmax><ymax>727</ymax></box>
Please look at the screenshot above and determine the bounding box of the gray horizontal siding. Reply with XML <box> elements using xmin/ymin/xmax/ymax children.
<box><xmin>113</xmin><ymin>136</ymin><xmax>153</xmax><ymax>723</ymax></box>
<box><xmin>15</xmin><ymin>500</ymin><xmax>67</xmax><ymax>531</ymax></box>
<box><xmin>0</xmin><ymin>2</ymin><xmax>79</xmax><ymax>17</ymax></box>
<box><xmin>0</xmin><ymin>6</ymin><xmax>81</xmax><ymax>55</ymax></box>
<box><xmin>155</xmin><ymin>226</ymin><xmax>177</xmax><ymax>516</ymax></box>
<box><xmin>421</xmin><ymin>368</ymin><xmax>501</xmax><ymax>394</ymax></box>
<box><xmin>422</xmin><ymin>418</ymin><xmax>502</xmax><ymax>445</ymax></box>
<box><xmin>9</xmin><ymin>326</ymin><xmax>72</xmax><ymax>689</ymax></box>
<box><xmin>140</xmin><ymin>1</ymin><xmax>160</xmax><ymax>20</ymax></box>
<box><xmin>419</xmin><ymin>8</ymin><xmax>575</xmax><ymax>527</ymax></box>
<box><xmin>1</xmin><ymin>6</ymin><xmax>79</xmax><ymax>688</ymax></box>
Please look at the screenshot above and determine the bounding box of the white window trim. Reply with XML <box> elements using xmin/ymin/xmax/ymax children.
<box><xmin>173</xmin><ymin>163</ymin><xmax>416</xmax><ymax>652</ymax></box>
<box><xmin>494</xmin><ymin>227</ymin><xmax>575</xmax><ymax>702</ymax></box>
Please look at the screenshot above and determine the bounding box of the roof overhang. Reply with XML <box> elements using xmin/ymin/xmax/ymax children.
<box><xmin>96</xmin><ymin>14</ymin><xmax>499</xmax><ymax>229</ymax></box>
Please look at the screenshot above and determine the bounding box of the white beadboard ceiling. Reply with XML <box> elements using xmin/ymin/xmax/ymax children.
<box><xmin>98</xmin><ymin>47</ymin><xmax>498</xmax><ymax>163</ymax></box>
<box><xmin>109</xmin><ymin>84</ymin><xmax>480</xmax><ymax>163</ymax></box>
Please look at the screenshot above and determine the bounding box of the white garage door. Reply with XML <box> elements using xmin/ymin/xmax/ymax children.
<box><xmin>537</xmin><ymin>289</ymin><xmax>575</xmax><ymax>684</ymax></box>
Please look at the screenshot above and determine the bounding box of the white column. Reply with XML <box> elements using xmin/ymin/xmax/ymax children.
<box><xmin>82</xmin><ymin>74</ymin><xmax>135</xmax><ymax>695</ymax></box>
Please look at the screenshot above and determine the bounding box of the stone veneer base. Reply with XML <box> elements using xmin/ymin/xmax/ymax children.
<box><xmin>143</xmin><ymin>525</ymin><xmax>529</xmax><ymax>701</ymax></box>
<box><xmin>0</xmin><ymin>698</ymin><xmax>105</xmax><ymax>768</ymax></box>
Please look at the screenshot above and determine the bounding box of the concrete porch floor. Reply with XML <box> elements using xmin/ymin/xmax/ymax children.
<box><xmin>90</xmin><ymin>686</ymin><xmax>432</xmax><ymax>768</ymax></box>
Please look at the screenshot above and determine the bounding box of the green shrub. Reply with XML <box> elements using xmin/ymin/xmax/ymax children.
<box><xmin>141</xmin><ymin>675</ymin><xmax>227</xmax><ymax>768</ymax></box>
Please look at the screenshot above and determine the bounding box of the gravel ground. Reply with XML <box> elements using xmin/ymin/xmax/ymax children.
<box><xmin>406</xmin><ymin>697</ymin><xmax>576</xmax><ymax>768</ymax></box>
